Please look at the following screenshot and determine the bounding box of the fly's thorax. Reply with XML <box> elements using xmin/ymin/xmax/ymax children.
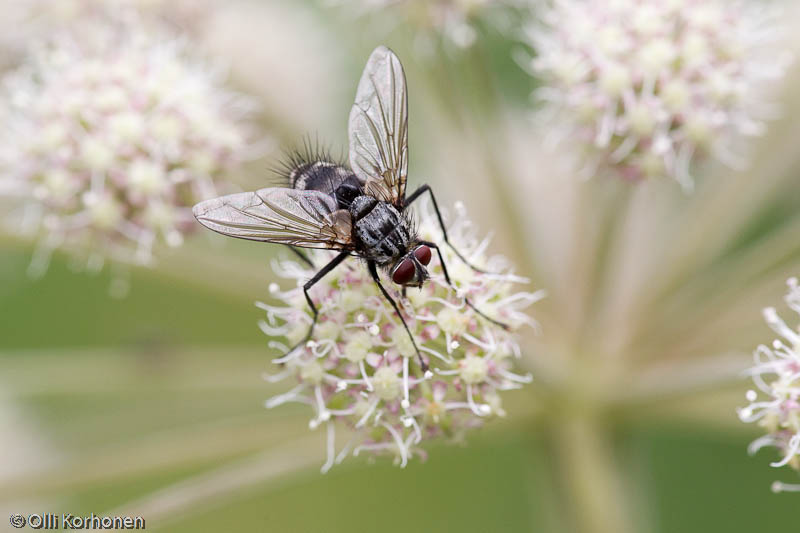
<box><xmin>348</xmin><ymin>194</ymin><xmax>379</xmax><ymax>221</ymax></box>
<box><xmin>350</xmin><ymin>196</ymin><xmax>411</xmax><ymax>265</ymax></box>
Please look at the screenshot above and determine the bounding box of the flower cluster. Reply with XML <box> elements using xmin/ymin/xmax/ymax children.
<box><xmin>0</xmin><ymin>14</ymin><xmax>253</xmax><ymax>277</ymax></box>
<box><xmin>738</xmin><ymin>277</ymin><xmax>800</xmax><ymax>492</ymax></box>
<box><xmin>0</xmin><ymin>0</ymin><xmax>213</xmax><ymax>71</ymax></box>
<box><xmin>259</xmin><ymin>202</ymin><xmax>543</xmax><ymax>470</ymax></box>
<box><xmin>523</xmin><ymin>0</ymin><xmax>790</xmax><ymax>190</ymax></box>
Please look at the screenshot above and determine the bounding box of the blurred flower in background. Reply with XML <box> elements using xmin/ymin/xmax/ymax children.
<box><xmin>0</xmin><ymin>0</ymin><xmax>211</xmax><ymax>69</ymax></box>
<box><xmin>492</xmin><ymin>51</ymin><xmax>800</xmax><ymax>533</ymax></box>
<box><xmin>260</xmin><ymin>202</ymin><xmax>541</xmax><ymax>470</ymax></box>
<box><xmin>739</xmin><ymin>277</ymin><xmax>800</xmax><ymax>493</ymax></box>
<box><xmin>522</xmin><ymin>0</ymin><xmax>791</xmax><ymax>190</ymax></box>
<box><xmin>0</xmin><ymin>7</ymin><xmax>255</xmax><ymax>292</ymax></box>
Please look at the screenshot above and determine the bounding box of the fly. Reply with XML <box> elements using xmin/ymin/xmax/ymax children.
<box><xmin>193</xmin><ymin>46</ymin><xmax>506</xmax><ymax>372</ymax></box>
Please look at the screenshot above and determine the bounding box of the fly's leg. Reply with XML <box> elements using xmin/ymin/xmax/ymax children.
<box><xmin>285</xmin><ymin>245</ymin><xmax>314</xmax><ymax>267</ymax></box>
<box><xmin>367</xmin><ymin>261</ymin><xmax>429</xmax><ymax>373</ymax></box>
<box><xmin>283</xmin><ymin>251</ymin><xmax>349</xmax><ymax>357</ymax></box>
<box><xmin>404</xmin><ymin>184</ymin><xmax>489</xmax><ymax>274</ymax></box>
<box><xmin>420</xmin><ymin>240</ymin><xmax>509</xmax><ymax>331</ymax></box>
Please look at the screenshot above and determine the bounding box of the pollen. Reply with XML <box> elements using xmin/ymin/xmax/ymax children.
<box><xmin>459</xmin><ymin>356</ymin><xmax>489</xmax><ymax>385</ymax></box>
<box><xmin>372</xmin><ymin>366</ymin><xmax>402</xmax><ymax>401</ymax></box>
<box><xmin>436</xmin><ymin>307</ymin><xmax>470</xmax><ymax>335</ymax></box>
<box><xmin>392</xmin><ymin>327</ymin><xmax>417</xmax><ymax>358</ymax></box>
<box><xmin>344</xmin><ymin>331</ymin><xmax>373</xmax><ymax>363</ymax></box>
<box><xmin>300</xmin><ymin>360</ymin><xmax>325</xmax><ymax>385</ymax></box>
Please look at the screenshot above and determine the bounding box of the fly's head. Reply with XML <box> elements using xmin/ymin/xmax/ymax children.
<box><xmin>390</xmin><ymin>244</ymin><xmax>432</xmax><ymax>288</ymax></box>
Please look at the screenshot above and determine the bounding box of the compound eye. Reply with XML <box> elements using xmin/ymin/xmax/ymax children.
<box><xmin>414</xmin><ymin>245</ymin><xmax>432</xmax><ymax>266</ymax></box>
<box><xmin>392</xmin><ymin>258</ymin><xmax>416</xmax><ymax>285</ymax></box>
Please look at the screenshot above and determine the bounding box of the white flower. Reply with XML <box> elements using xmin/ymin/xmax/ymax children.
<box><xmin>259</xmin><ymin>201</ymin><xmax>544</xmax><ymax>471</ymax></box>
<box><xmin>738</xmin><ymin>277</ymin><xmax>800</xmax><ymax>492</ymax></box>
<box><xmin>0</xmin><ymin>14</ymin><xmax>254</xmax><ymax>279</ymax></box>
<box><xmin>522</xmin><ymin>0</ymin><xmax>791</xmax><ymax>191</ymax></box>
<box><xmin>0</xmin><ymin>0</ymin><xmax>212</xmax><ymax>64</ymax></box>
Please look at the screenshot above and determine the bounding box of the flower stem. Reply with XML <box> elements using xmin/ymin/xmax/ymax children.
<box><xmin>551</xmin><ymin>416</ymin><xmax>636</xmax><ymax>533</ymax></box>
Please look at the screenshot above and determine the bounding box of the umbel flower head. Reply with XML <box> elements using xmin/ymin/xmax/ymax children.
<box><xmin>259</xmin><ymin>201</ymin><xmax>543</xmax><ymax>471</ymax></box>
<box><xmin>0</xmin><ymin>14</ymin><xmax>252</xmax><ymax>277</ymax></box>
<box><xmin>0</xmin><ymin>0</ymin><xmax>211</xmax><ymax>51</ymax></box>
<box><xmin>738</xmin><ymin>277</ymin><xmax>800</xmax><ymax>493</ymax></box>
<box><xmin>523</xmin><ymin>0</ymin><xmax>791</xmax><ymax>191</ymax></box>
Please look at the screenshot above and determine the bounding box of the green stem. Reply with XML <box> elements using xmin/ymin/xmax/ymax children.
<box><xmin>552</xmin><ymin>416</ymin><xmax>636</xmax><ymax>533</ymax></box>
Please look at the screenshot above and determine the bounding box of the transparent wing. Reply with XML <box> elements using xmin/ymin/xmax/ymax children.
<box><xmin>348</xmin><ymin>46</ymin><xmax>408</xmax><ymax>206</ymax></box>
<box><xmin>192</xmin><ymin>188</ymin><xmax>353</xmax><ymax>249</ymax></box>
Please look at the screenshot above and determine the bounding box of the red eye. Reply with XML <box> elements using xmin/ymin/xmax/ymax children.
<box><xmin>414</xmin><ymin>245</ymin><xmax>432</xmax><ymax>266</ymax></box>
<box><xmin>392</xmin><ymin>258</ymin><xmax>416</xmax><ymax>285</ymax></box>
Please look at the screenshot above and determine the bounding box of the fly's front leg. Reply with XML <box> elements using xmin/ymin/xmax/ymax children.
<box><xmin>367</xmin><ymin>261</ymin><xmax>429</xmax><ymax>373</ymax></box>
<box><xmin>420</xmin><ymin>240</ymin><xmax>509</xmax><ymax>331</ymax></box>
<box><xmin>284</xmin><ymin>251</ymin><xmax>349</xmax><ymax>356</ymax></box>
<box><xmin>284</xmin><ymin>245</ymin><xmax>314</xmax><ymax>267</ymax></box>
<box><xmin>404</xmin><ymin>184</ymin><xmax>488</xmax><ymax>274</ymax></box>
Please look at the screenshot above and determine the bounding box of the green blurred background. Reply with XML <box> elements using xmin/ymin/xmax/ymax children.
<box><xmin>3</xmin><ymin>1</ymin><xmax>800</xmax><ymax>532</ymax></box>
<box><xmin>2</xmin><ymin>245</ymin><xmax>796</xmax><ymax>531</ymax></box>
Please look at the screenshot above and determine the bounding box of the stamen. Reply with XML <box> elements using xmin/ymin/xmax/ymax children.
<box><xmin>772</xmin><ymin>481</ymin><xmax>800</xmax><ymax>493</ymax></box>
<box><xmin>265</xmin><ymin>386</ymin><xmax>310</xmax><ymax>409</ymax></box>
<box><xmin>314</xmin><ymin>385</ymin><xmax>330</xmax><ymax>425</ymax></box>
<box><xmin>420</xmin><ymin>346</ymin><xmax>455</xmax><ymax>365</ymax></box>
<box><xmin>320</xmin><ymin>422</ymin><xmax>336</xmax><ymax>474</ymax></box>
<box><xmin>381</xmin><ymin>422</ymin><xmax>409</xmax><ymax>468</ymax></box>
<box><xmin>401</xmin><ymin>356</ymin><xmax>411</xmax><ymax>409</ymax></box>
<box><xmin>272</xmin><ymin>346</ymin><xmax>303</xmax><ymax>364</ymax></box>
<box><xmin>355</xmin><ymin>398</ymin><xmax>380</xmax><ymax>428</ymax></box>
<box><xmin>770</xmin><ymin>434</ymin><xmax>800</xmax><ymax>468</ymax></box>
<box><xmin>764</xmin><ymin>307</ymin><xmax>800</xmax><ymax>346</ymax></box>
<box><xmin>466</xmin><ymin>384</ymin><xmax>491</xmax><ymax>416</ymax></box>
<box><xmin>335</xmin><ymin>439</ymin><xmax>353</xmax><ymax>465</ymax></box>
<box><xmin>268</xmin><ymin>341</ymin><xmax>289</xmax><ymax>353</ymax></box>
<box><xmin>498</xmin><ymin>368</ymin><xmax>534</xmax><ymax>384</ymax></box>
<box><xmin>262</xmin><ymin>368</ymin><xmax>292</xmax><ymax>383</ymax></box>
<box><xmin>359</xmin><ymin>361</ymin><xmax>373</xmax><ymax>391</ymax></box>
<box><xmin>258</xmin><ymin>319</ymin><xmax>290</xmax><ymax>337</ymax></box>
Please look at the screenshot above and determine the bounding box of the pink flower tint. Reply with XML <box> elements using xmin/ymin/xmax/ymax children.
<box><xmin>0</xmin><ymin>13</ymin><xmax>255</xmax><ymax>282</ymax></box>
<box><xmin>739</xmin><ymin>278</ymin><xmax>800</xmax><ymax>492</ymax></box>
<box><xmin>259</xmin><ymin>201</ymin><xmax>544</xmax><ymax>471</ymax></box>
<box><xmin>523</xmin><ymin>0</ymin><xmax>791</xmax><ymax>190</ymax></box>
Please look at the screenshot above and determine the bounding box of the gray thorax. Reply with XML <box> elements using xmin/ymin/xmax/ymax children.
<box><xmin>349</xmin><ymin>195</ymin><xmax>410</xmax><ymax>265</ymax></box>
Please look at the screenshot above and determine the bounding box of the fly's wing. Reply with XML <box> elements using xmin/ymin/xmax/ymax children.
<box><xmin>348</xmin><ymin>46</ymin><xmax>408</xmax><ymax>206</ymax></box>
<box><xmin>193</xmin><ymin>188</ymin><xmax>353</xmax><ymax>249</ymax></box>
